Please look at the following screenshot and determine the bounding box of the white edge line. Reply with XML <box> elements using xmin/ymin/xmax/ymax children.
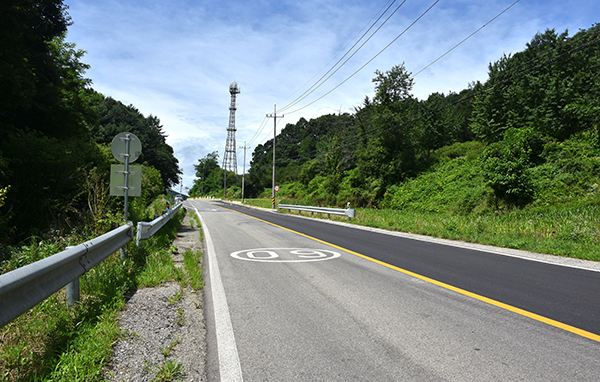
<box><xmin>195</xmin><ymin>206</ymin><xmax>244</xmax><ymax>382</ymax></box>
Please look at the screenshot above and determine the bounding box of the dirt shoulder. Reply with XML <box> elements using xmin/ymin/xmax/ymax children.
<box><xmin>103</xmin><ymin>210</ymin><xmax>207</xmax><ymax>382</ymax></box>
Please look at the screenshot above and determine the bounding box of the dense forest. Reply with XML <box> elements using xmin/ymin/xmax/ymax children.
<box><xmin>0</xmin><ymin>0</ymin><xmax>181</xmax><ymax>245</ymax></box>
<box><xmin>192</xmin><ymin>24</ymin><xmax>600</xmax><ymax>217</ymax></box>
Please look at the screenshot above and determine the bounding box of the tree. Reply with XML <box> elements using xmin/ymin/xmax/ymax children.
<box><xmin>480</xmin><ymin>128</ymin><xmax>544</xmax><ymax>206</ymax></box>
<box><xmin>372</xmin><ymin>63</ymin><xmax>414</xmax><ymax>109</ymax></box>
<box><xmin>0</xmin><ymin>0</ymin><xmax>71</xmax><ymax>121</ymax></box>
<box><xmin>89</xmin><ymin>95</ymin><xmax>182</xmax><ymax>187</ymax></box>
<box><xmin>0</xmin><ymin>1</ymin><xmax>106</xmax><ymax>242</ymax></box>
<box><xmin>189</xmin><ymin>152</ymin><xmax>220</xmax><ymax>196</ymax></box>
<box><xmin>471</xmin><ymin>26</ymin><xmax>600</xmax><ymax>142</ymax></box>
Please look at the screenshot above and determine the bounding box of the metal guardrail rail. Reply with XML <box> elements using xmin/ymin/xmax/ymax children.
<box><xmin>278</xmin><ymin>203</ymin><xmax>356</xmax><ymax>220</ymax></box>
<box><xmin>136</xmin><ymin>202</ymin><xmax>182</xmax><ymax>245</ymax></box>
<box><xmin>0</xmin><ymin>202</ymin><xmax>182</xmax><ymax>328</ymax></box>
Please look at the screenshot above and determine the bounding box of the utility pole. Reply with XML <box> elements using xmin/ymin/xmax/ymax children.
<box><xmin>266</xmin><ymin>105</ymin><xmax>283</xmax><ymax>209</ymax></box>
<box><xmin>239</xmin><ymin>141</ymin><xmax>250</xmax><ymax>203</ymax></box>
<box><xmin>201</xmin><ymin>160</ymin><xmax>205</xmax><ymax>195</ymax></box>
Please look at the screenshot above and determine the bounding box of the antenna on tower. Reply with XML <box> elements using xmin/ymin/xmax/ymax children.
<box><xmin>223</xmin><ymin>82</ymin><xmax>240</xmax><ymax>174</ymax></box>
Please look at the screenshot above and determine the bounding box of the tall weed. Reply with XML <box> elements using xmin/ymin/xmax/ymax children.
<box><xmin>0</xmin><ymin>198</ymin><xmax>185</xmax><ymax>381</ymax></box>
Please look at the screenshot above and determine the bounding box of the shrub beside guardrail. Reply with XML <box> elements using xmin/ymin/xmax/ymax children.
<box><xmin>0</xmin><ymin>202</ymin><xmax>182</xmax><ymax>328</ymax></box>
<box><xmin>136</xmin><ymin>202</ymin><xmax>182</xmax><ymax>245</ymax></box>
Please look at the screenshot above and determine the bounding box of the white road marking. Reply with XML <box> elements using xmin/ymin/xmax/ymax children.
<box><xmin>195</xmin><ymin>207</ymin><xmax>243</xmax><ymax>382</ymax></box>
<box><xmin>230</xmin><ymin>248</ymin><xmax>341</xmax><ymax>263</ymax></box>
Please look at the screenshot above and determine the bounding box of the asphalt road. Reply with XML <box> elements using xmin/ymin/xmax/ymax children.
<box><xmin>187</xmin><ymin>199</ymin><xmax>600</xmax><ymax>381</ymax></box>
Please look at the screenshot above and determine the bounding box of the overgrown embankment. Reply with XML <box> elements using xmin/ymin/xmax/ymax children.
<box><xmin>0</xmin><ymin>200</ymin><xmax>202</xmax><ymax>381</ymax></box>
<box><xmin>245</xmin><ymin>135</ymin><xmax>600</xmax><ymax>261</ymax></box>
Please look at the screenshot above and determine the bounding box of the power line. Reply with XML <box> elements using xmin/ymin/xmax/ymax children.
<box><xmin>412</xmin><ymin>0</ymin><xmax>521</xmax><ymax>78</ymax></box>
<box><xmin>247</xmin><ymin>116</ymin><xmax>269</xmax><ymax>146</ymax></box>
<box><xmin>278</xmin><ymin>0</ymin><xmax>405</xmax><ymax>113</ymax></box>
<box><xmin>284</xmin><ymin>0</ymin><xmax>441</xmax><ymax>116</ymax></box>
<box><xmin>257</xmin><ymin>117</ymin><xmax>285</xmax><ymax>145</ymax></box>
<box><xmin>246</xmin><ymin>1</ymin><xmax>400</xmax><ymax>147</ymax></box>
<box><xmin>281</xmin><ymin>0</ymin><xmax>523</xmax><ymax>117</ymax></box>
<box><xmin>276</xmin><ymin>0</ymin><xmax>398</xmax><ymax>107</ymax></box>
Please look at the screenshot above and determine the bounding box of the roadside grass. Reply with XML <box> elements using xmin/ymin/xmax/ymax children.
<box><xmin>0</xmin><ymin>207</ymin><xmax>187</xmax><ymax>381</ymax></box>
<box><xmin>183</xmin><ymin>249</ymin><xmax>204</xmax><ymax>291</ymax></box>
<box><xmin>243</xmin><ymin>198</ymin><xmax>275</xmax><ymax>209</ymax></box>
<box><xmin>148</xmin><ymin>359</ymin><xmax>183</xmax><ymax>382</ymax></box>
<box><xmin>352</xmin><ymin>206</ymin><xmax>600</xmax><ymax>261</ymax></box>
<box><xmin>187</xmin><ymin>210</ymin><xmax>201</xmax><ymax>230</ymax></box>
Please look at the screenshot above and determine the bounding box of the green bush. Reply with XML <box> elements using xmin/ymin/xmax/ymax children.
<box><xmin>0</xmin><ymin>195</ymin><xmax>185</xmax><ymax>381</ymax></box>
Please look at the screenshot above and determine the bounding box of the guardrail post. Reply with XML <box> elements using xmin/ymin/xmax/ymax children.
<box><xmin>61</xmin><ymin>246</ymin><xmax>80</xmax><ymax>306</ymax></box>
<box><xmin>66</xmin><ymin>278</ymin><xmax>80</xmax><ymax>306</ymax></box>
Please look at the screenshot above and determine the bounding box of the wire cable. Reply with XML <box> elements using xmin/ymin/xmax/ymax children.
<box><xmin>412</xmin><ymin>0</ymin><xmax>521</xmax><ymax>77</ymax></box>
<box><xmin>256</xmin><ymin>117</ymin><xmax>286</xmax><ymax>146</ymax></box>
<box><xmin>276</xmin><ymin>0</ymin><xmax>398</xmax><ymax>107</ymax></box>
<box><xmin>247</xmin><ymin>116</ymin><xmax>269</xmax><ymax>146</ymax></box>
<box><xmin>247</xmin><ymin>0</ymin><xmax>395</xmax><ymax>149</ymax></box>
<box><xmin>284</xmin><ymin>0</ymin><xmax>440</xmax><ymax>116</ymax></box>
<box><xmin>279</xmin><ymin>0</ymin><xmax>407</xmax><ymax>113</ymax></box>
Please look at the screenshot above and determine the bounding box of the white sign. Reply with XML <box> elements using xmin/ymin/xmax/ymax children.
<box><xmin>274</xmin><ymin>185</ymin><xmax>280</xmax><ymax>192</ymax></box>
<box><xmin>230</xmin><ymin>248</ymin><xmax>341</xmax><ymax>263</ymax></box>
<box><xmin>111</xmin><ymin>132</ymin><xmax>142</xmax><ymax>163</ymax></box>
<box><xmin>110</xmin><ymin>165</ymin><xmax>142</xmax><ymax>196</ymax></box>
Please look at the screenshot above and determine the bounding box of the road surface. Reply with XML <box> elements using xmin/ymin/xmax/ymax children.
<box><xmin>187</xmin><ymin>199</ymin><xmax>600</xmax><ymax>381</ymax></box>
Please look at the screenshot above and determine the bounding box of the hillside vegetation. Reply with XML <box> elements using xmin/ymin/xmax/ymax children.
<box><xmin>0</xmin><ymin>1</ymin><xmax>181</xmax><ymax>245</ymax></box>
<box><xmin>193</xmin><ymin>24</ymin><xmax>600</xmax><ymax>259</ymax></box>
<box><xmin>1</xmin><ymin>3</ymin><xmax>188</xmax><ymax>379</ymax></box>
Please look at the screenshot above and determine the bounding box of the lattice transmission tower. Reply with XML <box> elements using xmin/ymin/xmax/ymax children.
<box><xmin>223</xmin><ymin>81</ymin><xmax>240</xmax><ymax>174</ymax></box>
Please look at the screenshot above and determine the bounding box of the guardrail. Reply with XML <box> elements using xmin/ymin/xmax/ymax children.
<box><xmin>0</xmin><ymin>202</ymin><xmax>182</xmax><ymax>328</ymax></box>
<box><xmin>278</xmin><ymin>203</ymin><xmax>356</xmax><ymax>221</ymax></box>
<box><xmin>136</xmin><ymin>202</ymin><xmax>182</xmax><ymax>245</ymax></box>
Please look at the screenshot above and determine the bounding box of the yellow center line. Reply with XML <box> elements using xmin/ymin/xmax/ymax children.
<box><xmin>216</xmin><ymin>203</ymin><xmax>600</xmax><ymax>343</ymax></box>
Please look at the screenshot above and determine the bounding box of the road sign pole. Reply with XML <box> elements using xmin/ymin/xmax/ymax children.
<box><xmin>110</xmin><ymin>132</ymin><xmax>142</xmax><ymax>261</ymax></box>
<box><xmin>123</xmin><ymin>134</ymin><xmax>131</xmax><ymax>222</ymax></box>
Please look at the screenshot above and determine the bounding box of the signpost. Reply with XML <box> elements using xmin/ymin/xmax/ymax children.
<box><xmin>110</xmin><ymin>132</ymin><xmax>142</xmax><ymax>260</ymax></box>
<box><xmin>110</xmin><ymin>133</ymin><xmax>142</xmax><ymax>222</ymax></box>
<box><xmin>273</xmin><ymin>185</ymin><xmax>279</xmax><ymax>208</ymax></box>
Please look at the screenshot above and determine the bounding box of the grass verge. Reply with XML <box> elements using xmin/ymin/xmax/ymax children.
<box><xmin>0</xmin><ymin>208</ymin><xmax>186</xmax><ymax>381</ymax></box>
<box><xmin>352</xmin><ymin>206</ymin><xmax>600</xmax><ymax>261</ymax></box>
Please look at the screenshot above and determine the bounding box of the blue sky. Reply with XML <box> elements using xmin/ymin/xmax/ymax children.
<box><xmin>65</xmin><ymin>0</ymin><xmax>599</xmax><ymax>192</ymax></box>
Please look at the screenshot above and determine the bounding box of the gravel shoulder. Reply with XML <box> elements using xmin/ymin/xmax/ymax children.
<box><xmin>103</xmin><ymin>210</ymin><xmax>207</xmax><ymax>381</ymax></box>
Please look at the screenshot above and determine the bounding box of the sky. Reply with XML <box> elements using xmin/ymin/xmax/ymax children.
<box><xmin>64</xmin><ymin>0</ymin><xmax>599</xmax><ymax>192</ymax></box>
